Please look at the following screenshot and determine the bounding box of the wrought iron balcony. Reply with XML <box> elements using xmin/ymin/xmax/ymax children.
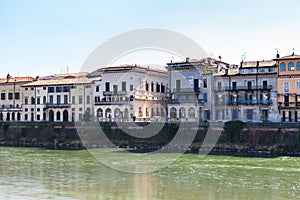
<box><xmin>45</xmin><ymin>103</ymin><xmax>70</xmax><ymax>108</ymax></box>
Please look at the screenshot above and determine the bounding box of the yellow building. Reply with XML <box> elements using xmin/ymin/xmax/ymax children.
<box><xmin>276</xmin><ymin>53</ymin><xmax>300</xmax><ymax>122</ymax></box>
<box><xmin>0</xmin><ymin>75</ymin><xmax>36</xmax><ymax>121</ymax></box>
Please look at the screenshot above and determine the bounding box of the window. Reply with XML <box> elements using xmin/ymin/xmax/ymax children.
<box><xmin>105</xmin><ymin>82</ymin><xmax>110</xmax><ymax>91</ymax></box>
<box><xmin>64</xmin><ymin>95</ymin><xmax>68</xmax><ymax>104</ymax></box>
<box><xmin>288</xmin><ymin>62</ymin><xmax>294</xmax><ymax>71</ymax></box>
<box><xmin>176</xmin><ymin>80</ymin><xmax>181</xmax><ymax>91</ymax></box>
<box><xmin>161</xmin><ymin>84</ymin><xmax>165</xmax><ymax>93</ymax></box>
<box><xmin>48</xmin><ymin>87</ymin><xmax>55</xmax><ymax>93</ymax></box>
<box><xmin>24</xmin><ymin>97</ymin><xmax>28</xmax><ymax>105</ymax></box>
<box><xmin>31</xmin><ymin>97</ymin><xmax>35</xmax><ymax>104</ymax></box>
<box><xmin>284</xmin><ymin>82</ymin><xmax>289</xmax><ymax>92</ymax></box>
<box><xmin>86</xmin><ymin>95</ymin><xmax>90</xmax><ymax>104</ymax></box>
<box><xmin>57</xmin><ymin>95</ymin><xmax>61</xmax><ymax>104</ymax></box>
<box><xmin>25</xmin><ymin>88</ymin><xmax>28</xmax><ymax>91</ymax></box>
<box><xmin>43</xmin><ymin>96</ymin><xmax>46</xmax><ymax>104</ymax></box>
<box><xmin>203</xmin><ymin>79</ymin><xmax>208</xmax><ymax>88</ymax></box>
<box><xmin>79</xmin><ymin>96</ymin><xmax>83</xmax><ymax>104</ymax></box>
<box><xmin>156</xmin><ymin>83</ymin><xmax>160</xmax><ymax>92</ymax></box>
<box><xmin>247</xmin><ymin>109</ymin><xmax>253</xmax><ymax>120</ymax></box>
<box><xmin>37</xmin><ymin>115</ymin><xmax>40</xmax><ymax>121</ymax></box>
<box><xmin>145</xmin><ymin>82</ymin><xmax>149</xmax><ymax>91</ymax></box>
<box><xmin>79</xmin><ymin>107</ymin><xmax>83</xmax><ymax>111</ymax></box>
<box><xmin>15</xmin><ymin>92</ymin><xmax>20</xmax><ymax>100</ymax></box>
<box><xmin>297</xmin><ymin>62</ymin><xmax>300</xmax><ymax>70</ymax></box>
<box><xmin>25</xmin><ymin>108</ymin><xmax>28</xmax><ymax>112</ymax></box>
<box><xmin>63</xmin><ymin>86</ymin><xmax>70</xmax><ymax>92</ymax></box>
<box><xmin>43</xmin><ymin>87</ymin><xmax>46</xmax><ymax>90</ymax></box>
<box><xmin>37</xmin><ymin>108</ymin><xmax>40</xmax><ymax>112</ymax></box>
<box><xmin>96</xmin><ymin>86</ymin><xmax>100</xmax><ymax>92</ymax></box>
<box><xmin>72</xmin><ymin>96</ymin><xmax>75</xmax><ymax>104</ymax></box>
<box><xmin>122</xmin><ymin>82</ymin><xmax>126</xmax><ymax>91</ymax></box>
<box><xmin>56</xmin><ymin>86</ymin><xmax>63</xmax><ymax>92</ymax></box>
<box><xmin>85</xmin><ymin>85</ymin><xmax>91</xmax><ymax>88</ymax></box>
<box><xmin>1</xmin><ymin>91</ymin><xmax>5</xmax><ymax>100</ymax></box>
<box><xmin>232</xmin><ymin>82</ymin><xmax>237</xmax><ymax>90</ymax></box>
<box><xmin>37</xmin><ymin>97</ymin><xmax>40</xmax><ymax>104</ymax></box>
<box><xmin>280</xmin><ymin>62</ymin><xmax>286</xmax><ymax>71</ymax></box>
<box><xmin>151</xmin><ymin>82</ymin><xmax>154</xmax><ymax>92</ymax></box>
<box><xmin>296</xmin><ymin>82</ymin><xmax>300</xmax><ymax>90</ymax></box>
<box><xmin>25</xmin><ymin>114</ymin><xmax>28</xmax><ymax>121</ymax></box>
<box><xmin>203</xmin><ymin>93</ymin><xmax>208</xmax><ymax>102</ymax></box>
<box><xmin>8</xmin><ymin>92</ymin><xmax>13</xmax><ymax>100</ymax></box>
<box><xmin>49</xmin><ymin>95</ymin><xmax>53</xmax><ymax>104</ymax></box>
<box><xmin>130</xmin><ymin>85</ymin><xmax>133</xmax><ymax>91</ymax></box>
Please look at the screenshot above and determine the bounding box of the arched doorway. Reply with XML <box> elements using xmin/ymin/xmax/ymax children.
<box><xmin>105</xmin><ymin>108</ymin><xmax>112</xmax><ymax>120</ymax></box>
<box><xmin>56</xmin><ymin>111</ymin><xmax>61</xmax><ymax>121</ymax></box>
<box><xmin>6</xmin><ymin>112</ymin><xmax>10</xmax><ymax>121</ymax></box>
<box><xmin>12</xmin><ymin>112</ymin><xmax>15</xmax><ymax>121</ymax></box>
<box><xmin>63</xmin><ymin>110</ymin><xmax>68</xmax><ymax>122</ymax></box>
<box><xmin>124</xmin><ymin>108</ymin><xmax>129</xmax><ymax>121</ymax></box>
<box><xmin>17</xmin><ymin>112</ymin><xmax>21</xmax><ymax>121</ymax></box>
<box><xmin>97</xmin><ymin>108</ymin><xmax>103</xmax><ymax>118</ymax></box>
<box><xmin>170</xmin><ymin>107</ymin><xmax>177</xmax><ymax>119</ymax></box>
<box><xmin>188</xmin><ymin>107</ymin><xmax>195</xmax><ymax>120</ymax></box>
<box><xmin>114</xmin><ymin>108</ymin><xmax>121</xmax><ymax>121</ymax></box>
<box><xmin>49</xmin><ymin>110</ymin><xmax>54</xmax><ymax>122</ymax></box>
<box><xmin>179</xmin><ymin>107</ymin><xmax>186</xmax><ymax>119</ymax></box>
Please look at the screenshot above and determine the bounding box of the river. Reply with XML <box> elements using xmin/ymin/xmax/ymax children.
<box><xmin>0</xmin><ymin>147</ymin><xmax>299</xmax><ymax>199</ymax></box>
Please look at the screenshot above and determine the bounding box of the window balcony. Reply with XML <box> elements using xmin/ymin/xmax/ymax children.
<box><xmin>172</xmin><ymin>88</ymin><xmax>201</xmax><ymax>94</ymax></box>
<box><xmin>103</xmin><ymin>91</ymin><xmax>127</xmax><ymax>96</ymax></box>
<box><xmin>45</xmin><ymin>103</ymin><xmax>70</xmax><ymax>108</ymax></box>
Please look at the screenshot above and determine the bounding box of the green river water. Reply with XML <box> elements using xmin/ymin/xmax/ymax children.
<box><xmin>0</xmin><ymin>147</ymin><xmax>300</xmax><ymax>199</ymax></box>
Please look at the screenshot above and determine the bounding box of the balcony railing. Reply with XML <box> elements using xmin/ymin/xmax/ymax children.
<box><xmin>226</xmin><ymin>100</ymin><xmax>272</xmax><ymax>105</ymax></box>
<box><xmin>173</xmin><ymin>88</ymin><xmax>201</xmax><ymax>93</ymax></box>
<box><xmin>168</xmin><ymin>99</ymin><xmax>204</xmax><ymax>104</ymax></box>
<box><xmin>103</xmin><ymin>91</ymin><xmax>127</xmax><ymax>96</ymax></box>
<box><xmin>221</xmin><ymin>85</ymin><xmax>273</xmax><ymax>91</ymax></box>
<box><xmin>95</xmin><ymin>100</ymin><xmax>129</xmax><ymax>105</ymax></box>
<box><xmin>45</xmin><ymin>103</ymin><xmax>70</xmax><ymax>108</ymax></box>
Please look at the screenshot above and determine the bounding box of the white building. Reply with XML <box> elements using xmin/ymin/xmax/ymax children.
<box><xmin>21</xmin><ymin>73</ymin><xmax>94</xmax><ymax>122</ymax></box>
<box><xmin>88</xmin><ymin>65</ymin><xmax>168</xmax><ymax>122</ymax></box>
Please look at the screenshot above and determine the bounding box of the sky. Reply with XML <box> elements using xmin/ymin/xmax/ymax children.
<box><xmin>1</xmin><ymin>0</ymin><xmax>300</xmax><ymax>77</ymax></box>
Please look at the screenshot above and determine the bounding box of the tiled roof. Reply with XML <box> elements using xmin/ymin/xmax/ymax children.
<box><xmin>241</xmin><ymin>60</ymin><xmax>276</xmax><ymax>68</ymax></box>
<box><xmin>0</xmin><ymin>77</ymin><xmax>36</xmax><ymax>84</ymax></box>
<box><xmin>278</xmin><ymin>54</ymin><xmax>300</xmax><ymax>60</ymax></box>
<box><xmin>94</xmin><ymin>65</ymin><xmax>167</xmax><ymax>74</ymax></box>
<box><xmin>22</xmin><ymin>77</ymin><xmax>92</xmax><ymax>87</ymax></box>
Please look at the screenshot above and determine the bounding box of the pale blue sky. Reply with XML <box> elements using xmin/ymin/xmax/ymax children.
<box><xmin>1</xmin><ymin>0</ymin><xmax>300</xmax><ymax>77</ymax></box>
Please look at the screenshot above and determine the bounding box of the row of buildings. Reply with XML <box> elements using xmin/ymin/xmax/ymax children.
<box><xmin>1</xmin><ymin>52</ymin><xmax>300</xmax><ymax>123</ymax></box>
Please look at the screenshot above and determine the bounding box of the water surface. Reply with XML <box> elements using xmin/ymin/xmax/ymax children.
<box><xmin>0</xmin><ymin>147</ymin><xmax>299</xmax><ymax>199</ymax></box>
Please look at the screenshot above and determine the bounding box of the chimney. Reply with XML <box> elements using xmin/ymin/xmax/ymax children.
<box><xmin>185</xmin><ymin>57</ymin><xmax>190</xmax><ymax>63</ymax></box>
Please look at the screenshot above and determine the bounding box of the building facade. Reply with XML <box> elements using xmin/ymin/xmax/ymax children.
<box><xmin>0</xmin><ymin>75</ymin><xmax>36</xmax><ymax>121</ymax></box>
<box><xmin>88</xmin><ymin>65</ymin><xmax>168</xmax><ymax>122</ymax></box>
<box><xmin>214</xmin><ymin>60</ymin><xmax>278</xmax><ymax>122</ymax></box>
<box><xmin>21</xmin><ymin>73</ymin><xmax>93</xmax><ymax>122</ymax></box>
<box><xmin>276</xmin><ymin>54</ymin><xmax>300</xmax><ymax>122</ymax></box>
<box><xmin>166</xmin><ymin>58</ymin><xmax>222</xmax><ymax>122</ymax></box>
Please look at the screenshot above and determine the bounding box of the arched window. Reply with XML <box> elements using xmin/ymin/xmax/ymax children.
<box><xmin>63</xmin><ymin>110</ymin><xmax>68</xmax><ymax>122</ymax></box>
<box><xmin>297</xmin><ymin>62</ymin><xmax>300</xmax><ymax>70</ymax></box>
<box><xmin>0</xmin><ymin>90</ymin><xmax>5</xmax><ymax>100</ymax></box>
<box><xmin>179</xmin><ymin>107</ymin><xmax>186</xmax><ymax>118</ymax></box>
<box><xmin>97</xmin><ymin>108</ymin><xmax>103</xmax><ymax>118</ymax></box>
<box><xmin>280</xmin><ymin>62</ymin><xmax>286</xmax><ymax>71</ymax></box>
<box><xmin>288</xmin><ymin>62</ymin><xmax>294</xmax><ymax>71</ymax></box>
<box><xmin>56</xmin><ymin>111</ymin><xmax>61</xmax><ymax>121</ymax></box>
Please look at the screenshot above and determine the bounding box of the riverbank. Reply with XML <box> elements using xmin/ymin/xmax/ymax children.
<box><xmin>1</xmin><ymin>121</ymin><xmax>300</xmax><ymax>157</ymax></box>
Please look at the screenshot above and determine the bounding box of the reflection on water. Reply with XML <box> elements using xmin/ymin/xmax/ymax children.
<box><xmin>0</xmin><ymin>147</ymin><xmax>300</xmax><ymax>199</ymax></box>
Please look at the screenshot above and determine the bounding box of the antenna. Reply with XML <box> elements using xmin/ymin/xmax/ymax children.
<box><xmin>292</xmin><ymin>48</ymin><xmax>295</xmax><ymax>56</ymax></box>
<box><xmin>241</xmin><ymin>52</ymin><xmax>246</xmax><ymax>61</ymax></box>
